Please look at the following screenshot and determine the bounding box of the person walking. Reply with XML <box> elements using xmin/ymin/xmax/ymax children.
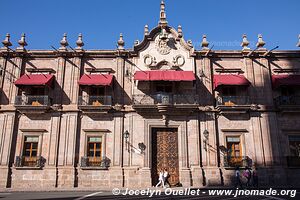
<box><xmin>155</xmin><ymin>169</ymin><xmax>165</xmax><ymax>188</ymax></box>
<box><xmin>163</xmin><ymin>168</ymin><xmax>170</xmax><ymax>188</ymax></box>
<box><xmin>234</xmin><ymin>167</ymin><xmax>243</xmax><ymax>188</ymax></box>
<box><xmin>243</xmin><ymin>167</ymin><xmax>252</xmax><ymax>187</ymax></box>
<box><xmin>252</xmin><ymin>166</ymin><xmax>258</xmax><ymax>188</ymax></box>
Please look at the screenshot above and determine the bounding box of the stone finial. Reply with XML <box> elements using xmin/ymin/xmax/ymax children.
<box><xmin>16</xmin><ymin>33</ymin><xmax>28</xmax><ymax>51</ymax></box>
<box><xmin>159</xmin><ymin>0</ymin><xmax>168</xmax><ymax>27</ymax></box>
<box><xmin>1</xmin><ymin>33</ymin><xmax>12</xmax><ymax>49</ymax></box>
<box><xmin>187</xmin><ymin>40</ymin><xmax>193</xmax><ymax>47</ymax></box>
<box><xmin>201</xmin><ymin>35</ymin><xmax>209</xmax><ymax>50</ymax></box>
<box><xmin>134</xmin><ymin>40</ymin><xmax>140</xmax><ymax>46</ymax></box>
<box><xmin>144</xmin><ymin>25</ymin><xmax>149</xmax><ymax>36</ymax></box>
<box><xmin>76</xmin><ymin>33</ymin><xmax>84</xmax><ymax>50</ymax></box>
<box><xmin>241</xmin><ymin>34</ymin><xmax>250</xmax><ymax>51</ymax></box>
<box><xmin>297</xmin><ymin>34</ymin><xmax>300</xmax><ymax>47</ymax></box>
<box><xmin>117</xmin><ymin>33</ymin><xmax>125</xmax><ymax>50</ymax></box>
<box><xmin>256</xmin><ymin>34</ymin><xmax>266</xmax><ymax>49</ymax></box>
<box><xmin>59</xmin><ymin>33</ymin><xmax>68</xmax><ymax>51</ymax></box>
<box><xmin>177</xmin><ymin>25</ymin><xmax>183</xmax><ymax>38</ymax></box>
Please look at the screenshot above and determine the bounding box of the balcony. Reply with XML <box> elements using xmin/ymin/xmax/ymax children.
<box><xmin>15</xmin><ymin>156</ymin><xmax>45</xmax><ymax>169</ymax></box>
<box><xmin>223</xmin><ymin>156</ymin><xmax>252</xmax><ymax>169</ymax></box>
<box><xmin>78</xmin><ymin>95</ymin><xmax>112</xmax><ymax>113</ymax></box>
<box><xmin>216</xmin><ymin>96</ymin><xmax>257</xmax><ymax>114</ymax></box>
<box><xmin>132</xmin><ymin>93</ymin><xmax>199</xmax><ymax>111</ymax></box>
<box><xmin>14</xmin><ymin>95</ymin><xmax>52</xmax><ymax>113</ymax></box>
<box><xmin>80</xmin><ymin>156</ymin><xmax>111</xmax><ymax>170</ymax></box>
<box><xmin>275</xmin><ymin>96</ymin><xmax>300</xmax><ymax>112</ymax></box>
<box><xmin>287</xmin><ymin>156</ymin><xmax>300</xmax><ymax>168</ymax></box>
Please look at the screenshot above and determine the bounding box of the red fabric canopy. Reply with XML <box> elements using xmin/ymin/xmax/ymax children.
<box><xmin>272</xmin><ymin>75</ymin><xmax>300</xmax><ymax>88</ymax></box>
<box><xmin>14</xmin><ymin>74</ymin><xmax>55</xmax><ymax>87</ymax></box>
<box><xmin>213</xmin><ymin>75</ymin><xmax>250</xmax><ymax>89</ymax></box>
<box><xmin>134</xmin><ymin>70</ymin><xmax>195</xmax><ymax>81</ymax></box>
<box><xmin>78</xmin><ymin>74</ymin><xmax>114</xmax><ymax>86</ymax></box>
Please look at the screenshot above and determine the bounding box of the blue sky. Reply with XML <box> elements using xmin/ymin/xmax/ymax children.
<box><xmin>0</xmin><ymin>0</ymin><xmax>299</xmax><ymax>50</ymax></box>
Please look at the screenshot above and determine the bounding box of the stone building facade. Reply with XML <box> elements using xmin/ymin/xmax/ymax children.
<box><xmin>0</xmin><ymin>1</ymin><xmax>300</xmax><ymax>190</ymax></box>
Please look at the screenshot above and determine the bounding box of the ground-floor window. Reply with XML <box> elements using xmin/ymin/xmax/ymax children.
<box><xmin>23</xmin><ymin>136</ymin><xmax>39</xmax><ymax>167</ymax></box>
<box><xmin>87</xmin><ymin>136</ymin><xmax>103</xmax><ymax>166</ymax></box>
<box><xmin>289</xmin><ymin>135</ymin><xmax>300</xmax><ymax>157</ymax></box>
<box><xmin>226</xmin><ymin>136</ymin><xmax>242</xmax><ymax>165</ymax></box>
<box><xmin>287</xmin><ymin>135</ymin><xmax>300</xmax><ymax>167</ymax></box>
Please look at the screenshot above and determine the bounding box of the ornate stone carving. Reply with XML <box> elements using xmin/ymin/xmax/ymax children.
<box><xmin>155</xmin><ymin>34</ymin><xmax>171</xmax><ymax>55</ymax></box>
<box><xmin>173</xmin><ymin>55</ymin><xmax>185</xmax><ymax>67</ymax></box>
<box><xmin>144</xmin><ymin>55</ymin><xmax>154</xmax><ymax>66</ymax></box>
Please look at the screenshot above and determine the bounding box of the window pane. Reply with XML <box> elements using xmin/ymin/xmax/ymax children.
<box><xmin>88</xmin><ymin>137</ymin><xmax>102</xmax><ymax>142</ymax></box>
<box><xmin>289</xmin><ymin>135</ymin><xmax>300</xmax><ymax>142</ymax></box>
<box><xmin>88</xmin><ymin>151</ymin><xmax>94</xmax><ymax>157</ymax></box>
<box><xmin>32</xmin><ymin>143</ymin><xmax>38</xmax><ymax>149</ymax></box>
<box><xmin>24</xmin><ymin>143</ymin><xmax>31</xmax><ymax>149</ymax></box>
<box><xmin>24</xmin><ymin>151</ymin><xmax>31</xmax><ymax>156</ymax></box>
<box><xmin>227</xmin><ymin>137</ymin><xmax>240</xmax><ymax>143</ymax></box>
<box><xmin>31</xmin><ymin>150</ymin><xmax>37</xmax><ymax>157</ymax></box>
<box><xmin>95</xmin><ymin>151</ymin><xmax>101</xmax><ymax>157</ymax></box>
<box><xmin>289</xmin><ymin>141</ymin><xmax>300</xmax><ymax>157</ymax></box>
<box><xmin>25</xmin><ymin>136</ymin><xmax>39</xmax><ymax>142</ymax></box>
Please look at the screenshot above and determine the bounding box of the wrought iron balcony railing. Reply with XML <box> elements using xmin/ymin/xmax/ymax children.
<box><xmin>216</xmin><ymin>96</ymin><xmax>250</xmax><ymax>106</ymax></box>
<box><xmin>223</xmin><ymin>156</ymin><xmax>252</xmax><ymax>168</ymax></box>
<box><xmin>287</xmin><ymin>156</ymin><xmax>300</xmax><ymax>167</ymax></box>
<box><xmin>14</xmin><ymin>95</ymin><xmax>52</xmax><ymax>106</ymax></box>
<box><xmin>275</xmin><ymin>96</ymin><xmax>300</xmax><ymax>106</ymax></box>
<box><xmin>78</xmin><ymin>96</ymin><xmax>112</xmax><ymax>106</ymax></box>
<box><xmin>80</xmin><ymin>156</ymin><xmax>111</xmax><ymax>169</ymax></box>
<box><xmin>15</xmin><ymin>156</ymin><xmax>45</xmax><ymax>168</ymax></box>
<box><xmin>132</xmin><ymin>94</ymin><xmax>199</xmax><ymax>105</ymax></box>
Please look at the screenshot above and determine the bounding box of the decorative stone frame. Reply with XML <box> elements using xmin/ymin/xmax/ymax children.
<box><xmin>18</xmin><ymin>129</ymin><xmax>45</xmax><ymax>159</ymax></box>
<box><xmin>221</xmin><ymin>130</ymin><xmax>247</xmax><ymax>159</ymax></box>
<box><xmin>82</xmin><ymin>129</ymin><xmax>108</xmax><ymax>159</ymax></box>
<box><xmin>142</xmin><ymin>119</ymin><xmax>188</xmax><ymax>169</ymax></box>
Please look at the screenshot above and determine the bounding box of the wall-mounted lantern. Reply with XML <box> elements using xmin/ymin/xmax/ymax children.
<box><xmin>123</xmin><ymin>130</ymin><xmax>130</xmax><ymax>151</ymax></box>
<box><xmin>203</xmin><ymin>130</ymin><xmax>209</xmax><ymax>151</ymax></box>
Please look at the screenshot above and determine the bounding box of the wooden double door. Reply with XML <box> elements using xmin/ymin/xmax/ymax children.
<box><xmin>151</xmin><ymin>128</ymin><xmax>179</xmax><ymax>186</ymax></box>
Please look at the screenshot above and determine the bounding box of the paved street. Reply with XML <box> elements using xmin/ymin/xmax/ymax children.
<box><xmin>0</xmin><ymin>189</ymin><xmax>298</xmax><ymax>200</ymax></box>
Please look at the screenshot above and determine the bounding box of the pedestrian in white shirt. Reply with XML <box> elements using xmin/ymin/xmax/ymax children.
<box><xmin>155</xmin><ymin>170</ymin><xmax>165</xmax><ymax>188</ymax></box>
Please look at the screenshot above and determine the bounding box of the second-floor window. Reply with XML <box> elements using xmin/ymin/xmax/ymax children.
<box><xmin>90</xmin><ymin>87</ymin><xmax>105</xmax><ymax>96</ymax></box>
<box><xmin>281</xmin><ymin>87</ymin><xmax>294</xmax><ymax>96</ymax></box>
<box><xmin>221</xmin><ymin>86</ymin><xmax>237</xmax><ymax>96</ymax></box>
<box><xmin>155</xmin><ymin>81</ymin><xmax>173</xmax><ymax>93</ymax></box>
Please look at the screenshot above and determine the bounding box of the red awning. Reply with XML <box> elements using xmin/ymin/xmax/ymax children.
<box><xmin>78</xmin><ymin>74</ymin><xmax>114</xmax><ymax>86</ymax></box>
<box><xmin>213</xmin><ymin>75</ymin><xmax>250</xmax><ymax>89</ymax></box>
<box><xmin>272</xmin><ymin>75</ymin><xmax>300</xmax><ymax>88</ymax></box>
<box><xmin>134</xmin><ymin>70</ymin><xmax>195</xmax><ymax>81</ymax></box>
<box><xmin>14</xmin><ymin>74</ymin><xmax>55</xmax><ymax>87</ymax></box>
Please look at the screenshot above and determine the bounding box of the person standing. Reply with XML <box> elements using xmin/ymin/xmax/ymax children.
<box><xmin>155</xmin><ymin>170</ymin><xmax>165</xmax><ymax>188</ymax></box>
